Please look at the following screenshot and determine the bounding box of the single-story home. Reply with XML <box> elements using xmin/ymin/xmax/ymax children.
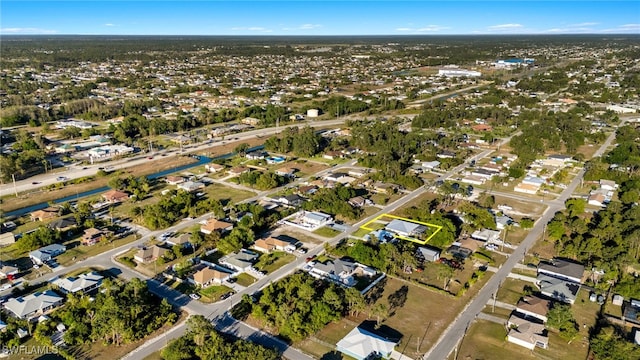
<box><xmin>200</xmin><ymin>219</ymin><xmax>234</xmax><ymax>235</ymax></box>
<box><xmin>422</xmin><ymin>161</ymin><xmax>441</xmax><ymax>170</ymax></box>
<box><xmin>301</xmin><ymin>211</ymin><xmax>333</xmax><ymax>227</ymax></box>
<box><xmin>386</xmin><ymin>219</ymin><xmax>427</xmax><ymax>238</ymax></box>
<box><xmin>471</xmin><ymin>229</ymin><xmax>501</xmax><ymax>243</ymax></box>
<box><xmin>30</xmin><ymin>207</ymin><xmax>60</xmax><ymax>222</ymax></box>
<box><xmin>166</xmin><ymin>233</ymin><xmax>191</xmax><ymax>248</ymax></box>
<box><xmin>166</xmin><ymin>176</ymin><xmax>185</xmax><ymax>185</ymax></box>
<box><xmin>275</xmin><ymin>167</ymin><xmax>297</xmax><ymax>178</ymax></box>
<box><xmin>205</xmin><ymin>163</ymin><xmax>225</xmax><ymax>173</ymax></box>
<box><xmin>336</xmin><ymin>326</ymin><xmax>398</xmax><ymax>360</ymax></box>
<box><xmin>308</xmin><ymin>258</ymin><xmax>357</xmax><ymax>287</ymax></box>
<box><xmin>47</xmin><ymin>217</ymin><xmax>77</xmax><ymax>232</ymax></box>
<box><xmin>275</xmin><ymin>194</ymin><xmax>304</xmax><ymax>206</ymax></box>
<box><xmin>52</xmin><ymin>272</ymin><xmax>103</xmax><ymax>294</ymax></box>
<box><xmin>178</xmin><ymin>181</ymin><xmax>205</xmax><ymax>193</ymax></box>
<box><xmin>252</xmin><ymin>237</ymin><xmax>295</xmax><ymax>253</ymax></box>
<box><xmin>536</xmin><ymin>274</ymin><xmax>580</xmax><ymax>304</ymax></box>
<box><xmin>246</xmin><ymin>150</ymin><xmax>268</xmax><ymax>160</ymax></box>
<box><xmin>514</xmin><ymin>183</ymin><xmax>540</xmax><ymax>194</ymax></box>
<box><xmin>515</xmin><ymin>295</ymin><xmax>550</xmax><ymax>323</ymax></box>
<box><xmin>228</xmin><ymin>166</ymin><xmax>250</xmax><ymax>176</ymax></box>
<box><xmin>3</xmin><ymin>290</ymin><xmax>64</xmax><ymax>320</ymax></box>
<box><xmin>192</xmin><ymin>266</ymin><xmax>232</xmax><ymax>287</ymax></box>
<box><xmin>416</xmin><ymin>246</ymin><xmax>441</xmax><ymax>262</ymax></box>
<box><xmin>81</xmin><ymin>228</ymin><xmax>111</xmax><ymax>246</ymax></box>
<box><xmin>29</xmin><ymin>244</ymin><xmax>66</xmax><ymax>265</ymax></box>
<box><xmin>220</xmin><ymin>250</ymin><xmax>259</xmax><ymax>272</ymax></box>
<box><xmin>102</xmin><ymin>189</ymin><xmax>129</xmax><ymax>203</ymax></box>
<box><xmin>507</xmin><ymin>315</ymin><xmax>548</xmax><ymax>350</ymax></box>
<box><xmin>537</xmin><ymin>259</ymin><xmax>584</xmax><ymax>284</ymax></box>
<box><xmin>134</xmin><ymin>245</ymin><xmax>168</xmax><ymax>264</ymax></box>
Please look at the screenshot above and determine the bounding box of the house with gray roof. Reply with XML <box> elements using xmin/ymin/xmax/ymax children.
<box><xmin>536</xmin><ymin>274</ymin><xmax>580</xmax><ymax>304</ymax></box>
<box><xmin>220</xmin><ymin>250</ymin><xmax>259</xmax><ymax>272</ymax></box>
<box><xmin>52</xmin><ymin>272</ymin><xmax>103</xmax><ymax>294</ymax></box>
<box><xmin>336</xmin><ymin>326</ymin><xmax>398</xmax><ymax>360</ymax></box>
<box><xmin>309</xmin><ymin>258</ymin><xmax>357</xmax><ymax>287</ymax></box>
<box><xmin>3</xmin><ymin>290</ymin><xmax>64</xmax><ymax>320</ymax></box>
<box><xmin>537</xmin><ymin>259</ymin><xmax>584</xmax><ymax>284</ymax></box>
<box><xmin>29</xmin><ymin>244</ymin><xmax>66</xmax><ymax>265</ymax></box>
<box><xmin>385</xmin><ymin>219</ymin><xmax>426</xmax><ymax>238</ymax></box>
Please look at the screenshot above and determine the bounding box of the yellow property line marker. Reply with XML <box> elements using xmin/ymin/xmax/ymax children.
<box><xmin>360</xmin><ymin>213</ymin><xmax>443</xmax><ymax>245</ymax></box>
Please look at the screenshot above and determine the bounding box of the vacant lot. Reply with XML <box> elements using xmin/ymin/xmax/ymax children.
<box><xmin>370</xmin><ymin>275</ymin><xmax>491</xmax><ymax>359</ymax></box>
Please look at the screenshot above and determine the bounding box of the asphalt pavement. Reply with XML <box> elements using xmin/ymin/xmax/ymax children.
<box><xmin>422</xmin><ymin>119</ymin><xmax>622</xmax><ymax>360</ymax></box>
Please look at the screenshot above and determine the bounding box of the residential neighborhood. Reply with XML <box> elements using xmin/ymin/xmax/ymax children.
<box><xmin>1</xmin><ymin>31</ymin><xmax>639</xmax><ymax>360</ymax></box>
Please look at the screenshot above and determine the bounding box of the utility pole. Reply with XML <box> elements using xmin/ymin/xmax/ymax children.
<box><xmin>12</xmin><ymin>174</ymin><xmax>18</xmax><ymax>197</ymax></box>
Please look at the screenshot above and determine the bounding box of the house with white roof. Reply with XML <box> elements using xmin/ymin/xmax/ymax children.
<box><xmin>3</xmin><ymin>290</ymin><xmax>64</xmax><ymax>320</ymax></box>
<box><xmin>385</xmin><ymin>219</ymin><xmax>426</xmax><ymax>238</ymax></box>
<box><xmin>507</xmin><ymin>314</ymin><xmax>548</xmax><ymax>350</ymax></box>
<box><xmin>336</xmin><ymin>326</ymin><xmax>398</xmax><ymax>360</ymax></box>
<box><xmin>52</xmin><ymin>272</ymin><xmax>103</xmax><ymax>294</ymax></box>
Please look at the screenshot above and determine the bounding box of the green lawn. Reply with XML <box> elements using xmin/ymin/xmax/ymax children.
<box><xmin>313</xmin><ymin>226</ymin><xmax>341</xmax><ymax>238</ymax></box>
<box><xmin>352</xmin><ymin>228</ymin><xmax>371</xmax><ymax>238</ymax></box>
<box><xmin>199</xmin><ymin>284</ymin><xmax>233</xmax><ymax>303</ymax></box>
<box><xmin>495</xmin><ymin>278</ymin><xmax>532</xmax><ymax>305</ymax></box>
<box><xmin>234</xmin><ymin>273</ymin><xmax>257</xmax><ymax>287</ymax></box>
<box><xmin>57</xmin><ymin>234</ymin><xmax>139</xmax><ymax>266</ymax></box>
<box><xmin>254</xmin><ymin>251</ymin><xmax>296</xmax><ymax>274</ymax></box>
<box><xmin>202</xmin><ymin>184</ymin><xmax>255</xmax><ymax>204</ymax></box>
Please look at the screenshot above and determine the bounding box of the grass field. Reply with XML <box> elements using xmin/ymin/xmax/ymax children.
<box><xmin>234</xmin><ymin>272</ymin><xmax>257</xmax><ymax>287</ymax></box>
<box><xmin>313</xmin><ymin>226</ymin><xmax>341</xmax><ymax>238</ymax></box>
<box><xmin>367</xmin><ymin>275</ymin><xmax>491</xmax><ymax>359</ymax></box>
<box><xmin>254</xmin><ymin>251</ymin><xmax>296</xmax><ymax>274</ymax></box>
<box><xmin>199</xmin><ymin>284</ymin><xmax>233</xmax><ymax>303</ymax></box>
<box><xmin>57</xmin><ymin>234</ymin><xmax>139</xmax><ymax>266</ymax></box>
<box><xmin>495</xmin><ymin>278</ymin><xmax>533</xmax><ymax>304</ymax></box>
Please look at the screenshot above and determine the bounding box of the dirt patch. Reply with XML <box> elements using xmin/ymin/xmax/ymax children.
<box><xmin>198</xmin><ymin>137</ymin><xmax>265</xmax><ymax>158</ymax></box>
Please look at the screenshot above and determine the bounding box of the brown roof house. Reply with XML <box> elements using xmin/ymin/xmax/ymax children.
<box><xmin>134</xmin><ymin>245</ymin><xmax>168</xmax><ymax>264</ymax></box>
<box><xmin>165</xmin><ymin>176</ymin><xmax>185</xmax><ymax>185</ymax></box>
<box><xmin>252</xmin><ymin>237</ymin><xmax>295</xmax><ymax>253</ymax></box>
<box><xmin>102</xmin><ymin>189</ymin><xmax>129</xmax><ymax>203</ymax></box>
<box><xmin>82</xmin><ymin>228</ymin><xmax>111</xmax><ymax>246</ymax></box>
<box><xmin>200</xmin><ymin>219</ymin><xmax>234</xmax><ymax>235</ymax></box>
<box><xmin>515</xmin><ymin>295</ymin><xmax>551</xmax><ymax>323</ymax></box>
<box><xmin>30</xmin><ymin>207</ymin><xmax>60</xmax><ymax>222</ymax></box>
<box><xmin>191</xmin><ymin>267</ymin><xmax>232</xmax><ymax>287</ymax></box>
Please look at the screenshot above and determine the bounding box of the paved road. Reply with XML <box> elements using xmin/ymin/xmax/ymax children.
<box><xmin>0</xmin><ymin>119</ymin><xmax>350</xmax><ymax>197</ymax></box>
<box><xmin>423</xmin><ymin>119</ymin><xmax>622</xmax><ymax>360</ymax></box>
<box><xmin>120</xmin><ymin>134</ymin><xmax>515</xmax><ymax>360</ymax></box>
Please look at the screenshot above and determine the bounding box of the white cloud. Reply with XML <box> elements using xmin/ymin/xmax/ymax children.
<box><xmin>104</xmin><ymin>23</ymin><xmax>116</xmax><ymax>27</ymax></box>
<box><xmin>231</xmin><ymin>26</ymin><xmax>272</xmax><ymax>33</ymax></box>
<box><xmin>395</xmin><ymin>25</ymin><xmax>450</xmax><ymax>33</ymax></box>
<box><xmin>299</xmin><ymin>24</ymin><xmax>321</xmax><ymax>30</ymax></box>
<box><xmin>569</xmin><ymin>22</ymin><xmax>599</xmax><ymax>27</ymax></box>
<box><xmin>487</xmin><ymin>23</ymin><xmax>523</xmax><ymax>30</ymax></box>
<box><xmin>601</xmin><ymin>23</ymin><xmax>640</xmax><ymax>33</ymax></box>
<box><xmin>0</xmin><ymin>27</ymin><xmax>57</xmax><ymax>34</ymax></box>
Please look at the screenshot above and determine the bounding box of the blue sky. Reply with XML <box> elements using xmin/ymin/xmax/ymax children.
<box><xmin>1</xmin><ymin>1</ymin><xmax>639</xmax><ymax>35</ymax></box>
